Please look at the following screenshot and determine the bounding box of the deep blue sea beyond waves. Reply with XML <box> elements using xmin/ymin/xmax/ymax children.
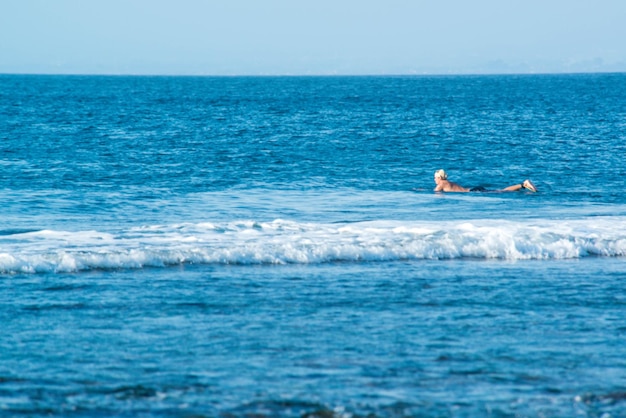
<box><xmin>1</xmin><ymin>73</ymin><xmax>626</xmax><ymax>417</ymax></box>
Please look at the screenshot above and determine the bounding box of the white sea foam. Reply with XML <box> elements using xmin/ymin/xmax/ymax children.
<box><xmin>1</xmin><ymin>218</ymin><xmax>625</xmax><ymax>273</ymax></box>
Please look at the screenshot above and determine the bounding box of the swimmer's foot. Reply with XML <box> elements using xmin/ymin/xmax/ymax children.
<box><xmin>522</xmin><ymin>179</ymin><xmax>537</xmax><ymax>192</ymax></box>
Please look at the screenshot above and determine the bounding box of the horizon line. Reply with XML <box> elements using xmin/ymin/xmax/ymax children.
<box><xmin>2</xmin><ymin>70</ymin><xmax>626</xmax><ymax>78</ymax></box>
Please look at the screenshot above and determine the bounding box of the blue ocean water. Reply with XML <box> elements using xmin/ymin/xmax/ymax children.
<box><xmin>1</xmin><ymin>74</ymin><xmax>625</xmax><ymax>417</ymax></box>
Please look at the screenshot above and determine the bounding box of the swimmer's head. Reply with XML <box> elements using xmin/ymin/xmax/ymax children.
<box><xmin>434</xmin><ymin>169</ymin><xmax>447</xmax><ymax>180</ymax></box>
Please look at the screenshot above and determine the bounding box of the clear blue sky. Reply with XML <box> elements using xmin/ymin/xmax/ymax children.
<box><xmin>1</xmin><ymin>0</ymin><xmax>625</xmax><ymax>75</ymax></box>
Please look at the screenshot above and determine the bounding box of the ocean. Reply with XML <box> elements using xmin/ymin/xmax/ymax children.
<box><xmin>1</xmin><ymin>73</ymin><xmax>625</xmax><ymax>417</ymax></box>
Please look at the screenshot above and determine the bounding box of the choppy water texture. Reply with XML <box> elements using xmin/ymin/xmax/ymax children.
<box><xmin>1</xmin><ymin>74</ymin><xmax>625</xmax><ymax>417</ymax></box>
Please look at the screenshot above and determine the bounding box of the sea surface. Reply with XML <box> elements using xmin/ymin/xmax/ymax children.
<box><xmin>1</xmin><ymin>73</ymin><xmax>625</xmax><ymax>417</ymax></box>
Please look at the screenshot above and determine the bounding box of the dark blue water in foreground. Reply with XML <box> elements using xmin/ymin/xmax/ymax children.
<box><xmin>1</xmin><ymin>74</ymin><xmax>625</xmax><ymax>417</ymax></box>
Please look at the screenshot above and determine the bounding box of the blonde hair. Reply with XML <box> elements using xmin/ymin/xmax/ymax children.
<box><xmin>434</xmin><ymin>169</ymin><xmax>447</xmax><ymax>180</ymax></box>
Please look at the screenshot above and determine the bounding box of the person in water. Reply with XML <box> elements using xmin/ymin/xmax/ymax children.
<box><xmin>433</xmin><ymin>169</ymin><xmax>537</xmax><ymax>193</ymax></box>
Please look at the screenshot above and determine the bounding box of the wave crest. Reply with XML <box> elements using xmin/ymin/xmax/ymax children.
<box><xmin>1</xmin><ymin>219</ymin><xmax>625</xmax><ymax>273</ymax></box>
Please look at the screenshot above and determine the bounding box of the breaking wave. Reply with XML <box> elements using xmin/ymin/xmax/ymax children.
<box><xmin>1</xmin><ymin>218</ymin><xmax>625</xmax><ymax>274</ymax></box>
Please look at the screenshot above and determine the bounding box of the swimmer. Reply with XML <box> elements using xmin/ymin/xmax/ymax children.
<box><xmin>433</xmin><ymin>169</ymin><xmax>537</xmax><ymax>193</ymax></box>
